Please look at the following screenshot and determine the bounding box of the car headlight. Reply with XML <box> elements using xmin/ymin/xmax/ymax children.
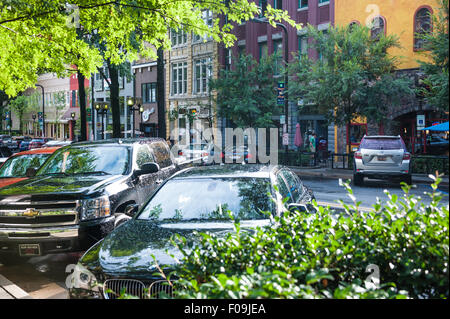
<box><xmin>80</xmin><ymin>195</ymin><xmax>110</xmax><ymax>221</ymax></box>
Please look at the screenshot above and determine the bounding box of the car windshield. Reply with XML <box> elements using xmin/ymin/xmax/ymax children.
<box><xmin>0</xmin><ymin>154</ymin><xmax>51</xmax><ymax>177</ymax></box>
<box><xmin>360</xmin><ymin>138</ymin><xmax>405</xmax><ymax>150</ymax></box>
<box><xmin>138</xmin><ymin>177</ymin><xmax>274</xmax><ymax>221</ymax></box>
<box><xmin>37</xmin><ymin>145</ymin><xmax>131</xmax><ymax>176</ymax></box>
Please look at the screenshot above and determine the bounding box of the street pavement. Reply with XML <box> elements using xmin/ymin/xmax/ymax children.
<box><xmin>0</xmin><ymin>168</ymin><xmax>448</xmax><ymax>299</ymax></box>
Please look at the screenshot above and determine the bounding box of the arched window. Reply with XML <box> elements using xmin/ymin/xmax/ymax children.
<box><xmin>349</xmin><ymin>21</ymin><xmax>360</xmax><ymax>32</ymax></box>
<box><xmin>414</xmin><ymin>7</ymin><xmax>433</xmax><ymax>50</ymax></box>
<box><xmin>370</xmin><ymin>16</ymin><xmax>386</xmax><ymax>40</ymax></box>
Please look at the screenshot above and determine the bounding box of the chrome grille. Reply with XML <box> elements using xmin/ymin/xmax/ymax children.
<box><xmin>102</xmin><ymin>279</ymin><xmax>174</xmax><ymax>299</ymax></box>
<box><xmin>0</xmin><ymin>200</ymin><xmax>78</xmax><ymax>227</ymax></box>
<box><xmin>148</xmin><ymin>280</ymin><xmax>174</xmax><ymax>299</ymax></box>
<box><xmin>103</xmin><ymin>279</ymin><xmax>147</xmax><ymax>299</ymax></box>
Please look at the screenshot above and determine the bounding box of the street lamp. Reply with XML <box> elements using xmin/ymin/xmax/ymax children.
<box><xmin>95</xmin><ymin>102</ymin><xmax>109</xmax><ymax>140</ymax></box>
<box><xmin>32</xmin><ymin>114</ymin><xmax>36</xmax><ymax>136</ymax></box>
<box><xmin>127</xmin><ymin>97</ymin><xmax>144</xmax><ymax>138</ymax></box>
<box><xmin>252</xmin><ymin>17</ymin><xmax>289</xmax><ymax>156</ymax></box>
<box><xmin>35</xmin><ymin>84</ymin><xmax>45</xmax><ymax>137</ymax></box>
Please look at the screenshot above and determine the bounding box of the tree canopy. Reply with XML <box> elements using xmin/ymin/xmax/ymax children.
<box><xmin>417</xmin><ymin>0</ymin><xmax>449</xmax><ymax>112</ymax></box>
<box><xmin>210</xmin><ymin>53</ymin><xmax>281</xmax><ymax>128</ymax></box>
<box><xmin>0</xmin><ymin>0</ymin><xmax>298</xmax><ymax>97</ymax></box>
<box><xmin>288</xmin><ymin>24</ymin><xmax>412</xmax><ymax>131</ymax></box>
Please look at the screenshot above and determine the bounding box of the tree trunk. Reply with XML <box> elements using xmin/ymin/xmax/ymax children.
<box><xmin>107</xmin><ymin>61</ymin><xmax>121</xmax><ymax>138</ymax></box>
<box><xmin>157</xmin><ymin>47</ymin><xmax>166</xmax><ymax>139</ymax></box>
<box><xmin>77</xmin><ymin>69</ymin><xmax>87</xmax><ymax>141</ymax></box>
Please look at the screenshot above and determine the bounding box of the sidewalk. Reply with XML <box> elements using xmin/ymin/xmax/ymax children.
<box><xmin>0</xmin><ymin>274</ymin><xmax>32</xmax><ymax>299</ymax></box>
<box><xmin>289</xmin><ymin>166</ymin><xmax>449</xmax><ymax>187</ymax></box>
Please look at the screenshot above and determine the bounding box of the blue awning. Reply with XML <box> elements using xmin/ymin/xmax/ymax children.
<box><xmin>418</xmin><ymin>121</ymin><xmax>449</xmax><ymax>131</ymax></box>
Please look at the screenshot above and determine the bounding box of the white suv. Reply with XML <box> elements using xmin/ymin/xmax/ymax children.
<box><xmin>353</xmin><ymin>136</ymin><xmax>412</xmax><ymax>186</ymax></box>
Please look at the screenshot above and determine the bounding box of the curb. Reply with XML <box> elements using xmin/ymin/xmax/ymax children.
<box><xmin>0</xmin><ymin>274</ymin><xmax>32</xmax><ymax>299</ymax></box>
<box><xmin>291</xmin><ymin>168</ymin><xmax>449</xmax><ymax>187</ymax></box>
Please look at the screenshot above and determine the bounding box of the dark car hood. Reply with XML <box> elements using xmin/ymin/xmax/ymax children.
<box><xmin>92</xmin><ymin>219</ymin><xmax>270</xmax><ymax>278</ymax></box>
<box><xmin>0</xmin><ymin>174</ymin><xmax>125</xmax><ymax>199</ymax></box>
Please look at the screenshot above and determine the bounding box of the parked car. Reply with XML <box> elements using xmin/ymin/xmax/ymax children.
<box><xmin>68</xmin><ymin>164</ymin><xmax>315</xmax><ymax>299</ymax></box>
<box><xmin>43</xmin><ymin>140</ymin><xmax>73</xmax><ymax>148</ymax></box>
<box><xmin>353</xmin><ymin>135</ymin><xmax>411</xmax><ymax>186</ymax></box>
<box><xmin>28</xmin><ymin>138</ymin><xmax>46</xmax><ymax>149</ymax></box>
<box><xmin>11</xmin><ymin>136</ymin><xmax>32</xmax><ymax>152</ymax></box>
<box><xmin>0</xmin><ymin>147</ymin><xmax>60</xmax><ymax>189</ymax></box>
<box><xmin>19</xmin><ymin>139</ymin><xmax>31</xmax><ymax>152</ymax></box>
<box><xmin>0</xmin><ymin>136</ymin><xmax>12</xmax><ymax>147</ymax></box>
<box><xmin>0</xmin><ymin>146</ymin><xmax>12</xmax><ymax>166</ymax></box>
<box><xmin>0</xmin><ymin>138</ymin><xmax>177</xmax><ymax>265</ymax></box>
<box><xmin>222</xmin><ymin>145</ymin><xmax>256</xmax><ymax>163</ymax></box>
<box><xmin>175</xmin><ymin>143</ymin><xmax>216</xmax><ymax>165</ymax></box>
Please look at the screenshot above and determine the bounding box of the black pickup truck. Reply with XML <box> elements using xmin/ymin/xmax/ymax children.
<box><xmin>0</xmin><ymin>138</ymin><xmax>177</xmax><ymax>264</ymax></box>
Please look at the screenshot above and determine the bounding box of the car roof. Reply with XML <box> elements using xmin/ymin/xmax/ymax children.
<box><xmin>70</xmin><ymin>137</ymin><xmax>166</xmax><ymax>147</ymax></box>
<box><xmin>363</xmin><ymin>135</ymin><xmax>401</xmax><ymax>139</ymax></box>
<box><xmin>12</xmin><ymin>147</ymin><xmax>60</xmax><ymax>156</ymax></box>
<box><xmin>172</xmin><ymin>164</ymin><xmax>281</xmax><ymax>180</ymax></box>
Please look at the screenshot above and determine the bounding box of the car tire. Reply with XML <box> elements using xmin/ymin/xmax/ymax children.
<box><xmin>402</xmin><ymin>175</ymin><xmax>412</xmax><ymax>185</ymax></box>
<box><xmin>353</xmin><ymin>173</ymin><xmax>364</xmax><ymax>186</ymax></box>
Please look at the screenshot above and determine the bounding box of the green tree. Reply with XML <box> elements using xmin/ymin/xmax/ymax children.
<box><xmin>210</xmin><ymin>53</ymin><xmax>281</xmax><ymax>128</ymax></box>
<box><xmin>288</xmin><ymin>24</ymin><xmax>412</xmax><ymax>150</ymax></box>
<box><xmin>9</xmin><ymin>95</ymin><xmax>30</xmax><ymax>133</ymax></box>
<box><xmin>417</xmin><ymin>0</ymin><xmax>449</xmax><ymax>111</ymax></box>
<box><xmin>0</xmin><ymin>1</ymin><xmax>298</xmax><ymax>138</ymax></box>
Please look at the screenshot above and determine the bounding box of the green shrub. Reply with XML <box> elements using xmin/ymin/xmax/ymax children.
<box><xmin>411</xmin><ymin>156</ymin><xmax>449</xmax><ymax>175</ymax></box>
<box><xmin>171</xmin><ymin>176</ymin><xmax>449</xmax><ymax>299</ymax></box>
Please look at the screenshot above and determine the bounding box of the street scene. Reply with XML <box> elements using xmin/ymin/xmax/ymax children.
<box><xmin>0</xmin><ymin>0</ymin><xmax>448</xmax><ymax>303</ymax></box>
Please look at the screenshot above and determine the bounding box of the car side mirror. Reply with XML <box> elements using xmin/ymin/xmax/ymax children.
<box><xmin>135</xmin><ymin>162</ymin><xmax>159</xmax><ymax>176</ymax></box>
<box><xmin>124</xmin><ymin>203</ymin><xmax>139</xmax><ymax>217</ymax></box>
<box><xmin>25</xmin><ymin>167</ymin><xmax>37</xmax><ymax>177</ymax></box>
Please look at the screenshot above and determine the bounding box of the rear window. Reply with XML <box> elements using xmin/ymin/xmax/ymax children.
<box><xmin>360</xmin><ymin>138</ymin><xmax>405</xmax><ymax>150</ymax></box>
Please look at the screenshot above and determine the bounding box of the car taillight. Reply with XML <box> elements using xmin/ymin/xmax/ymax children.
<box><xmin>178</xmin><ymin>150</ymin><xmax>183</xmax><ymax>156</ymax></box>
<box><xmin>403</xmin><ymin>153</ymin><xmax>411</xmax><ymax>160</ymax></box>
<box><xmin>354</xmin><ymin>152</ymin><xmax>362</xmax><ymax>159</ymax></box>
<box><xmin>220</xmin><ymin>152</ymin><xmax>224</xmax><ymax>158</ymax></box>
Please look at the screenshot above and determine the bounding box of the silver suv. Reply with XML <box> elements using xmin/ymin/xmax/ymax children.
<box><xmin>353</xmin><ymin>135</ymin><xmax>411</xmax><ymax>186</ymax></box>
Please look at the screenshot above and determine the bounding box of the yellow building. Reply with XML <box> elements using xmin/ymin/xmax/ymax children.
<box><xmin>334</xmin><ymin>0</ymin><xmax>444</xmax><ymax>154</ymax></box>
<box><xmin>335</xmin><ymin>0</ymin><xmax>439</xmax><ymax>69</ymax></box>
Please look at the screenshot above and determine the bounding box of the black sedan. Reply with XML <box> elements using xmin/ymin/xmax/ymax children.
<box><xmin>68</xmin><ymin>164</ymin><xmax>315</xmax><ymax>299</ymax></box>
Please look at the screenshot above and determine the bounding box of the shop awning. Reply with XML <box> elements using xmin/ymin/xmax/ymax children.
<box><xmin>418</xmin><ymin>121</ymin><xmax>449</xmax><ymax>131</ymax></box>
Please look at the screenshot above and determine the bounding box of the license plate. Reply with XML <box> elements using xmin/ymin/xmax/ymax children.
<box><xmin>378</xmin><ymin>156</ymin><xmax>387</xmax><ymax>161</ymax></box>
<box><xmin>19</xmin><ymin>244</ymin><xmax>41</xmax><ymax>256</ymax></box>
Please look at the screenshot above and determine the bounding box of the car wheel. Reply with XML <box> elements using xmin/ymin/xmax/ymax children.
<box><xmin>401</xmin><ymin>175</ymin><xmax>412</xmax><ymax>185</ymax></box>
<box><xmin>353</xmin><ymin>173</ymin><xmax>364</xmax><ymax>186</ymax></box>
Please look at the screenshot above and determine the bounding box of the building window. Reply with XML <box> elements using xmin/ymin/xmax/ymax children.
<box><xmin>193</xmin><ymin>10</ymin><xmax>213</xmax><ymax>42</ymax></box>
<box><xmin>259</xmin><ymin>42</ymin><xmax>268</xmax><ymax>59</ymax></box>
<box><xmin>193</xmin><ymin>58</ymin><xmax>212</xmax><ymax>94</ymax></box>
<box><xmin>298</xmin><ymin>36</ymin><xmax>308</xmax><ymax>58</ymax></box>
<box><xmin>349</xmin><ymin>21</ymin><xmax>360</xmax><ymax>32</ymax></box>
<box><xmin>274</xmin><ymin>0</ymin><xmax>282</xmax><ymax>10</ymax></box>
<box><xmin>71</xmin><ymin>90</ymin><xmax>77</xmax><ymax>107</ymax></box>
<box><xmin>259</xmin><ymin>0</ymin><xmax>268</xmax><ymax>16</ymax></box>
<box><xmin>171</xmin><ymin>62</ymin><xmax>187</xmax><ymax>96</ymax></box>
<box><xmin>94</xmin><ymin>72</ymin><xmax>104</xmax><ymax>91</ymax></box>
<box><xmin>171</xmin><ymin>28</ymin><xmax>187</xmax><ymax>47</ymax></box>
<box><xmin>238</xmin><ymin>44</ymin><xmax>246</xmax><ymax>56</ymax></box>
<box><xmin>318</xmin><ymin>0</ymin><xmax>329</xmax><ymax>4</ymax></box>
<box><xmin>370</xmin><ymin>16</ymin><xmax>386</xmax><ymax>40</ymax></box>
<box><xmin>414</xmin><ymin>7</ymin><xmax>432</xmax><ymax>50</ymax></box>
<box><xmin>225</xmin><ymin>48</ymin><xmax>232</xmax><ymax>70</ymax></box>
<box><xmin>142</xmin><ymin>83</ymin><xmax>157</xmax><ymax>103</ymax></box>
<box><xmin>299</xmin><ymin>0</ymin><xmax>308</xmax><ymax>9</ymax></box>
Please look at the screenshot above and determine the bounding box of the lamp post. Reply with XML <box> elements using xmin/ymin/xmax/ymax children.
<box><xmin>252</xmin><ymin>17</ymin><xmax>289</xmax><ymax>157</ymax></box>
<box><xmin>95</xmin><ymin>102</ymin><xmax>109</xmax><ymax>140</ymax></box>
<box><xmin>32</xmin><ymin>114</ymin><xmax>36</xmax><ymax>136</ymax></box>
<box><xmin>35</xmin><ymin>84</ymin><xmax>45</xmax><ymax>137</ymax></box>
<box><xmin>127</xmin><ymin>97</ymin><xmax>144</xmax><ymax>138</ymax></box>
